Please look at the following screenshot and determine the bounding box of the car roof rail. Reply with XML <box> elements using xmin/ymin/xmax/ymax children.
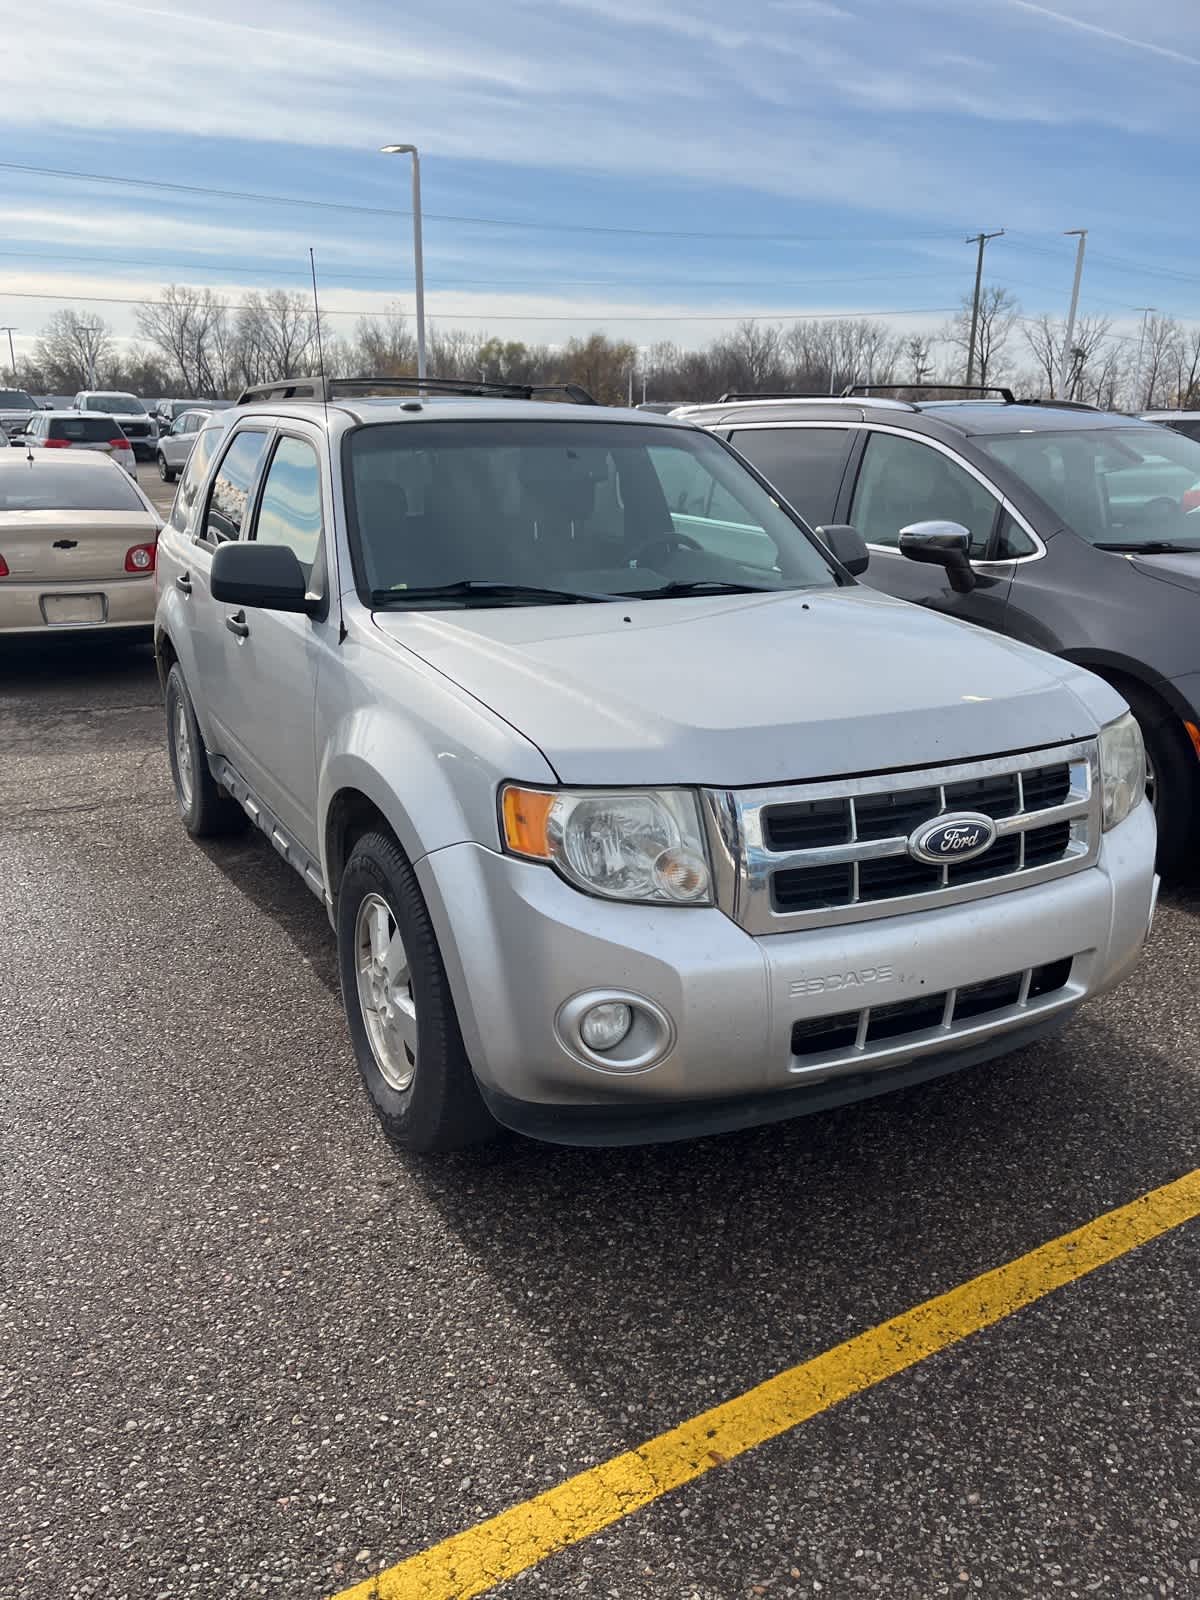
<box><xmin>1012</xmin><ymin>396</ymin><xmax>1101</xmax><ymax>411</ymax></box>
<box><xmin>842</xmin><ymin>382</ymin><xmax>1016</xmax><ymax>405</ymax></box>
<box><xmin>234</xmin><ymin>375</ymin><xmax>598</xmax><ymax>406</ymax></box>
<box><xmin>715</xmin><ymin>390</ymin><xmax>837</xmax><ymax>402</ymax></box>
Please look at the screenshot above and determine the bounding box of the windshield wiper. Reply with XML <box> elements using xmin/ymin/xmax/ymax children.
<box><xmin>1094</xmin><ymin>541</ymin><xmax>1200</xmax><ymax>554</ymax></box>
<box><xmin>618</xmin><ymin>578</ymin><xmax>789</xmax><ymax>599</ymax></box>
<box><xmin>372</xmin><ymin>580</ymin><xmax>621</xmax><ymax>607</ymax></box>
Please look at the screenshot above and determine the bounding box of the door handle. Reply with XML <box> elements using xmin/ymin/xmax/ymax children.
<box><xmin>175</xmin><ymin>572</ymin><xmax>192</xmax><ymax>596</ymax></box>
<box><xmin>225</xmin><ymin>610</ymin><xmax>250</xmax><ymax>639</ymax></box>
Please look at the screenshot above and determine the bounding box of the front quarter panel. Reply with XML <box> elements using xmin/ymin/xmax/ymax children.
<box><xmin>317</xmin><ymin>612</ymin><xmax>559</xmax><ymax>880</ymax></box>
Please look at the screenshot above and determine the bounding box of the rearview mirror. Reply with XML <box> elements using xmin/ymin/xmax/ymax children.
<box><xmin>210</xmin><ymin>542</ymin><xmax>316</xmax><ymax>614</ymax></box>
<box><xmin>815</xmin><ymin>523</ymin><xmax>869</xmax><ymax>576</ymax></box>
<box><xmin>898</xmin><ymin>520</ymin><xmax>977</xmax><ymax>594</ymax></box>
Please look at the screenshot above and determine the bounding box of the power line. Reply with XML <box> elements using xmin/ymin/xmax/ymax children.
<box><xmin>0</xmin><ymin>287</ymin><xmax>959</xmax><ymax>323</ymax></box>
<box><xmin>0</xmin><ymin>160</ymin><xmax>971</xmax><ymax>245</ymax></box>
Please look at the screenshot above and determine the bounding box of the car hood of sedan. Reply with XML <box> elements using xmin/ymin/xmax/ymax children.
<box><xmin>372</xmin><ymin>585</ymin><xmax>1124</xmax><ymax>788</ymax></box>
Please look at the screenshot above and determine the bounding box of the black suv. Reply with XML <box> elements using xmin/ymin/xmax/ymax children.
<box><xmin>678</xmin><ymin>389</ymin><xmax>1200</xmax><ymax>873</ymax></box>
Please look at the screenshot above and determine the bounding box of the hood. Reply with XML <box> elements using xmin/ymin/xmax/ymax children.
<box><xmin>1130</xmin><ymin>549</ymin><xmax>1200</xmax><ymax>596</ymax></box>
<box><xmin>372</xmin><ymin>587</ymin><xmax>1120</xmax><ymax>787</ymax></box>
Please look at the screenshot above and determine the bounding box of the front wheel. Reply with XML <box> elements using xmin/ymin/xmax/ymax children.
<box><xmin>336</xmin><ymin>830</ymin><xmax>495</xmax><ymax>1153</ymax></box>
<box><xmin>157</xmin><ymin>453</ymin><xmax>176</xmax><ymax>483</ymax></box>
<box><xmin>1122</xmin><ymin>681</ymin><xmax>1199</xmax><ymax>878</ymax></box>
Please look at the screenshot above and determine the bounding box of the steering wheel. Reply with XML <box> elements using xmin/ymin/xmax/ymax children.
<box><xmin>1140</xmin><ymin>496</ymin><xmax>1178</xmax><ymax>524</ymax></box>
<box><xmin>627</xmin><ymin>532</ymin><xmax>703</xmax><ymax>569</ymax></box>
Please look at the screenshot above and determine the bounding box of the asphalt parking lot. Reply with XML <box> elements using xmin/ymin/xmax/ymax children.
<box><xmin>2</xmin><ymin>482</ymin><xmax>1198</xmax><ymax>1600</ymax></box>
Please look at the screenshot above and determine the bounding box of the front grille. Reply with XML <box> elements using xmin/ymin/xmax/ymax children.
<box><xmin>790</xmin><ymin>959</ymin><xmax>1074</xmax><ymax>1060</ymax></box>
<box><xmin>717</xmin><ymin>741</ymin><xmax>1097</xmax><ymax>935</ymax></box>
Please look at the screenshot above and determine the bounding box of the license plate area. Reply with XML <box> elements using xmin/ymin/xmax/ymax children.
<box><xmin>40</xmin><ymin>593</ymin><xmax>107</xmax><ymax>625</ymax></box>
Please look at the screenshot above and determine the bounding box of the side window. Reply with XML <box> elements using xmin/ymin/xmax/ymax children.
<box><xmin>849</xmin><ymin>432</ymin><xmax>1000</xmax><ymax>557</ymax></box>
<box><xmin>251</xmin><ymin>436</ymin><xmax>324</xmax><ymax>580</ymax></box>
<box><xmin>994</xmin><ymin>512</ymin><xmax>1037</xmax><ymax>560</ymax></box>
<box><xmin>730</xmin><ymin>427</ymin><xmax>854</xmax><ymax>527</ymax></box>
<box><xmin>169</xmin><ymin>425</ymin><xmax>225</xmax><ymax>535</ymax></box>
<box><xmin>203</xmin><ymin>429</ymin><xmax>269</xmax><ymax>545</ymax></box>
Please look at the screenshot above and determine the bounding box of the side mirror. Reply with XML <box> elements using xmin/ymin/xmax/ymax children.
<box><xmin>898</xmin><ymin>520</ymin><xmax>977</xmax><ymax>594</ymax></box>
<box><xmin>816</xmin><ymin>523</ymin><xmax>869</xmax><ymax>576</ymax></box>
<box><xmin>211</xmin><ymin>542</ymin><xmax>315</xmax><ymax>614</ymax></box>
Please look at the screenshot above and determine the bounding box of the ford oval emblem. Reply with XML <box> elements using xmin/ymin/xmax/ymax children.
<box><xmin>909</xmin><ymin>812</ymin><xmax>998</xmax><ymax>866</ymax></box>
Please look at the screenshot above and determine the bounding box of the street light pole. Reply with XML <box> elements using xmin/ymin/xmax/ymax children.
<box><xmin>1056</xmin><ymin>229</ymin><xmax>1087</xmax><ymax>400</ymax></box>
<box><xmin>379</xmin><ymin>143</ymin><xmax>427</xmax><ymax>381</ymax></box>
<box><xmin>0</xmin><ymin>325</ymin><xmax>16</xmax><ymax>376</ymax></box>
<box><xmin>1134</xmin><ymin>307</ymin><xmax>1156</xmax><ymax>410</ymax></box>
<box><xmin>964</xmin><ymin>230</ymin><xmax>1005</xmax><ymax>387</ymax></box>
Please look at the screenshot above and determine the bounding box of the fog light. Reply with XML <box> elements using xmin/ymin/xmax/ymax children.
<box><xmin>579</xmin><ymin>1001</ymin><xmax>633</xmax><ymax>1052</ymax></box>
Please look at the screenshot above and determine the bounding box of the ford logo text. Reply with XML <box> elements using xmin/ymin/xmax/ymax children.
<box><xmin>908</xmin><ymin>812</ymin><xmax>998</xmax><ymax>866</ymax></box>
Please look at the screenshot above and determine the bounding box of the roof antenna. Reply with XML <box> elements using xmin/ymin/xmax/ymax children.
<box><xmin>309</xmin><ymin>247</ymin><xmax>331</xmax><ymax>427</ymax></box>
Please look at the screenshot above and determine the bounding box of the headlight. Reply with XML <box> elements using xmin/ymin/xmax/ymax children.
<box><xmin>501</xmin><ymin>786</ymin><xmax>713</xmax><ymax>904</ymax></box>
<box><xmin>1099</xmin><ymin>711</ymin><xmax>1145</xmax><ymax>831</ymax></box>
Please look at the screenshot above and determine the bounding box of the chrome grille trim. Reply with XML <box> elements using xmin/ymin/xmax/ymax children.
<box><xmin>702</xmin><ymin>740</ymin><xmax>1099</xmax><ymax>935</ymax></box>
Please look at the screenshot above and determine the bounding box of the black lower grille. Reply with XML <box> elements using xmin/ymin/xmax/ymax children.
<box><xmin>790</xmin><ymin>958</ymin><xmax>1075</xmax><ymax>1060</ymax></box>
<box><xmin>947</xmin><ymin>836</ymin><xmax>1020</xmax><ymax>885</ymax></box>
<box><xmin>858</xmin><ymin>856</ymin><xmax>941</xmax><ymax>900</ymax></box>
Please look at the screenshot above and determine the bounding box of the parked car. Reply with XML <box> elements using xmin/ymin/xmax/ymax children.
<box><xmin>1141</xmin><ymin>410</ymin><xmax>1200</xmax><ymax>443</ymax></box>
<box><xmin>156</xmin><ymin>408</ymin><xmax>216</xmax><ymax>482</ymax></box>
<box><xmin>18</xmin><ymin>411</ymin><xmax>138</xmax><ymax>477</ymax></box>
<box><xmin>71</xmin><ymin>391</ymin><xmax>158</xmax><ymax>460</ymax></box>
<box><xmin>678</xmin><ymin>388</ymin><xmax>1200</xmax><ymax>875</ymax></box>
<box><xmin>152</xmin><ymin>375</ymin><xmax>1155</xmax><ymax>1153</ymax></box>
<box><xmin>0</xmin><ymin>388</ymin><xmax>40</xmax><ymax>437</ymax></box>
<box><xmin>0</xmin><ymin>451</ymin><xmax>161</xmax><ymax>639</ymax></box>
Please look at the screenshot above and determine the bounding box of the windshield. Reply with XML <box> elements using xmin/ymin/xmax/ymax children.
<box><xmin>983</xmin><ymin>427</ymin><xmax>1200</xmax><ymax>549</ymax></box>
<box><xmin>0</xmin><ymin>390</ymin><xmax>35</xmax><ymax>409</ymax></box>
<box><xmin>85</xmin><ymin>393</ymin><xmax>144</xmax><ymax>414</ymax></box>
<box><xmin>345</xmin><ymin>420</ymin><xmax>839</xmax><ymax>605</ymax></box>
<box><xmin>0</xmin><ymin>459</ymin><xmax>145</xmax><ymax>511</ymax></box>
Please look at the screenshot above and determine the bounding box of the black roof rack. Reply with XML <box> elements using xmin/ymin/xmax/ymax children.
<box><xmin>235</xmin><ymin>375</ymin><xmax>597</xmax><ymax>406</ymax></box>
<box><xmin>842</xmin><ymin>383</ymin><xmax>1018</xmax><ymax>404</ymax></box>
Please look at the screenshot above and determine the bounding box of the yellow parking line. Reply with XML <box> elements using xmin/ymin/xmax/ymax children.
<box><xmin>330</xmin><ymin>1168</ymin><xmax>1200</xmax><ymax>1600</ymax></box>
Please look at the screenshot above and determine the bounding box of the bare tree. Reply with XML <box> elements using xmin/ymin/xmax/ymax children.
<box><xmin>235</xmin><ymin>291</ymin><xmax>318</xmax><ymax>386</ymax></box>
<box><xmin>903</xmin><ymin>334</ymin><xmax>934</xmax><ymax>387</ymax></box>
<box><xmin>944</xmin><ymin>286</ymin><xmax>1019</xmax><ymax>387</ymax></box>
<box><xmin>34</xmin><ymin>311</ymin><xmax>115</xmax><ymax>390</ymax></box>
<box><xmin>1139</xmin><ymin>313</ymin><xmax>1182</xmax><ymax>409</ymax></box>
<box><xmin>136</xmin><ymin>286</ymin><xmax>231</xmax><ymax>396</ymax></box>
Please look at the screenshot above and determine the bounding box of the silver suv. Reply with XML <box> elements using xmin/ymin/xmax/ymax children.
<box><xmin>153</xmin><ymin>377</ymin><xmax>1158</xmax><ymax>1151</ymax></box>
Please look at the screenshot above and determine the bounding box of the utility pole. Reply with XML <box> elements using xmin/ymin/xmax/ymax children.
<box><xmin>1134</xmin><ymin>307</ymin><xmax>1157</xmax><ymax>410</ymax></box>
<box><xmin>964</xmin><ymin>230</ymin><xmax>1005</xmax><ymax>387</ymax></box>
<box><xmin>0</xmin><ymin>325</ymin><xmax>16</xmax><ymax>376</ymax></box>
<box><xmin>1056</xmin><ymin>229</ymin><xmax>1088</xmax><ymax>400</ymax></box>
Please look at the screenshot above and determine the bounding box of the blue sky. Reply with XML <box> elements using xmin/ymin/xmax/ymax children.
<box><xmin>1</xmin><ymin>0</ymin><xmax>1199</xmax><ymax>358</ymax></box>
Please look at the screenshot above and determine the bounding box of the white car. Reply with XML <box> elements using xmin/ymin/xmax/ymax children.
<box><xmin>71</xmin><ymin>390</ymin><xmax>158</xmax><ymax>460</ymax></box>
<box><xmin>19</xmin><ymin>411</ymin><xmax>138</xmax><ymax>477</ymax></box>
<box><xmin>155</xmin><ymin>407</ymin><xmax>215</xmax><ymax>482</ymax></box>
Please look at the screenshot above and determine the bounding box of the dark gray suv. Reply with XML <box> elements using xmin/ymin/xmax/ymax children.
<box><xmin>678</xmin><ymin>391</ymin><xmax>1200</xmax><ymax>874</ymax></box>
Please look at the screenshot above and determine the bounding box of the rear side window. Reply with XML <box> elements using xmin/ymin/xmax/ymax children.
<box><xmin>1165</xmin><ymin>419</ymin><xmax>1200</xmax><ymax>442</ymax></box>
<box><xmin>49</xmin><ymin>416</ymin><xmax>116</xmax><ymax>442</ymax></box>
<box><xmin>729</xmin><ymin>427</ymin><xmax>855</xmax><ymax>527</ymax></box>
<box><xmin>203</xmin><ymin>430</ymin><xmax>269</xmax><ymax>544</ymax></box>
<box><xmin>252</xmin><ymin>436</ymin><xmax>323</xmax><ymax>579</ymax></box>
<box><xmin>0</xmin><ymin>460</ymin><xmax>143</xmax><ymax>511</ymax></box>
<box><xmin>849</xmin><ymin>432</ymin><xmax>1000</xmax><ymax>557</ymax></box>
<box><xmin>169</xmin><ymin>425</ymin><xmax>225</xmax><ymax>535</ymax></box>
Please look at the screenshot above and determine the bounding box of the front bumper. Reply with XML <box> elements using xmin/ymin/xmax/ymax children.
<box><xmin>417</xmin><ymin>799</ymin><xmax>1157</xmax><ymax>1145</ymax></box>
<box><xmin>0</xmin><ymin>574</ymin><xmax>155</xmax><ymax>636</ymax></box>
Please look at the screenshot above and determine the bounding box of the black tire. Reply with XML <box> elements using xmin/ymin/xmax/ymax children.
<box><xmin>164</xmin><ymin>663</ymin><xmax>246</xmax><ymax>838</ymax></box>
<box><xmin>157</xmin><ymin>453</ymin><xmax>176</xmax><ymax>483</ymax></box>
<box><xmin>336</xmin><ymin>829</ymin><xmax>496</xmax><ymax>1153</ymax></box>
<box><xmin>1121</xmin><ymin>680</ymin><xmax>1199</xmax><ymax>878</ymax></box>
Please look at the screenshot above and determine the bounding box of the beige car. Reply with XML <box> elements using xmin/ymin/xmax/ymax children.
<box><xmin>0</xmin><ymin>450</ymin><xmax>162</xmax><ymax>638</ymax></box>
